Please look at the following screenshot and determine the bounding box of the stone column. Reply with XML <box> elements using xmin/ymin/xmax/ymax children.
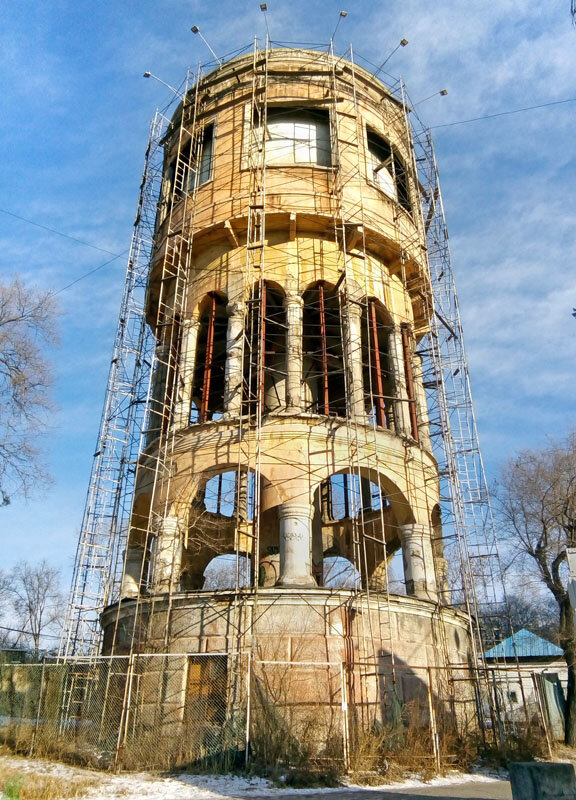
<box><xmin>399</xmin><ymin>523</ymin><xmax>437</xmax><ymax>600</ymax></box>
<box><xmin>150</xmin><ymin>516</ymin><xmax>183</xmax><ymax>593</ymax></box>
<box><xmin>284</xmin><ymin>292</ymin><xmax>303</xmax><ymax>412</ymax></box>
<box><xmin>434</xmin><ymin>556</ymin><xmax>451</xmax><ymax>605</ymax></box>
<box><xmin>388</xmin><ymin>326</ymin><xmax>410</xmax><ymax>437</ymax></box>
<box><xmin>120</xmin><ymin>545</ymin><xmax>146</xmax><ymax>598</ymax></box>
<box><xmin>276</xmin><ymin>500</ymin><xmax>316</xmax><ymax>587</ymax></box>
<box><xmin>343</xmin><ymin>301</ymin><xmax>366</xmax><ymax>422</ymax></box>
<box><xmin>223</xmin><ymin>300</ymin><xmax>245</xmax><ymax>419</ymax></box>
<box><xmin>412</xmin><ymin>353</ymin><xmax>432</xmax><ymax>451</ymax></box>
<box><xmin>173</xmin><ymin>317</ymin><xmax>200</xmax><ymax>429</ymax></box>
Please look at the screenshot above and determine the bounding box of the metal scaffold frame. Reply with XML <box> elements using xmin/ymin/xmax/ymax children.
<box><xmin>59</xmin><ymin>110</ymin><xmax>170</xmax><ymax>659</ymax></box>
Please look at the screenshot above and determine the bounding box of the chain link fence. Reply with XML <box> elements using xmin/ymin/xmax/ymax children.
<box><xmin>0</xmin><ymin>653</ymin><xmax>248</xmax><ymax>770</ymax></box>
<box><xmin>0</xmin><ymin>655</ymin><xmax>559</xmax><ymax>772</ymax></box>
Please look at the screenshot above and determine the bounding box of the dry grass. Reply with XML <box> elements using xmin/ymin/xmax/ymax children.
<box><xmin>0</xmin><ymin>750</ymin><xmax>100</xmax><ymax>800</ymax></box>
<box><xmin>0</xmin><ymin>769</ymin><xmax>98</xmax><ymax>800</ymax></box>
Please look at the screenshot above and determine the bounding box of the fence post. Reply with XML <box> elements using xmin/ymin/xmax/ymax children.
<box><xmin>426</xmin><ymin>667</ymin><xmax>441</xmax><ymax>772</ymax></box>
<box><xmin>115</xmin><ymin>654</ymin><xmax>136</xmax><ymax>771</ymax></box>
<box><xmin>340</xmin><ymin>662</ymin><xmax>350</xmax><ymax>772</ymax></box>
<box><xmin>531</xmin><ymin>673</ymin><xmax>553</xmax><ymax>759</ymax></box>
<box><xmin>245</xmin><ymin>651</ymin><xmax>251</xmax><ymax>768</ymax></box>
<box><xmin>29</xmin><ymin>657</ymin><xmax>47</xmax><ymax>757</ymax></box>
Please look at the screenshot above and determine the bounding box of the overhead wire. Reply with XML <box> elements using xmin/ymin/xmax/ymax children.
<box><xmin>429</xmin><ymin>96</ymin><xmax>576</xmax><ymax>130</ymax></box>
<box><xmin>0</xmin><ymin>205</ymin><xmax>128</xmax><ymax>296</ymax></box>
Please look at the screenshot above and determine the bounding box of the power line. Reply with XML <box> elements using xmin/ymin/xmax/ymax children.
<box><xmin>51</xmin><ymin>252</ymin><xmax>127</xmax><ymax>297</ymax></box>
<box><xmin>430</xmin><ymin>96</ymin><xmax>576</xmax><ymax>130</ymax></box>
<box><xmin>0</xmin><ymin>205</ymin><xmax>128</xmax><ymax>296</ymax></box>
<box><xmin>0</xmin><ymin>207</ymin><xmax>123</xmax><ymax>257</ymax></box>
<box><xmin>0</xmin><ymin>624</ymin><xmax>60</xmax><ymax>641</ymax></box>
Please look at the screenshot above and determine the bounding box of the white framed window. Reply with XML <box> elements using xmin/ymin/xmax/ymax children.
<box><xmin>264</xmin><ymin>107</ymin><xmax>331</xmax><ymax>167</ymax></box>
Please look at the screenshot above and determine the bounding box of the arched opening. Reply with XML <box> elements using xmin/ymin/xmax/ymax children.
<box><xmin>361</xmin><ymin>298</ymin><xmax>394</xmax><ymax>429</ymax></box>
<box><xmin>323</xmin><ymin>556</ymin><xmax>361</xmax><ymax>589</ymax></box>
<box><xmin>323</xmin><ymin>472</ymin><xmax>388</xmax><ymax>521</ymax></box>
<box><xmin>311</xmin><ymin>470</ymin><xmax>398</xmax><ymax>589</ymax></box>
<box><xmin>302</xmin><ymin>282</ymin><xmax>346</xmax><ymax>417</ymax></box>
<box><xmin>243</xmin><ymin>282</ymin><xmax>287</xmax><ymax>415</ymax></box>
<box><xmin>180</xmin><ymin>468</ymin><xmax>256</xmax><ymax>589</ymax></box>
<box><xmin>202</xmin><ymin>553</ymin><xmax>251</xmax><ymax>590</ymax></box>
<box><xmin>191</xmin><ymin>293</ymin><xmax>228</xmax><ymax>423</ymax></box>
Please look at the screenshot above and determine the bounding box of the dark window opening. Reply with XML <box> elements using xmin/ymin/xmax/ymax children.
<box><xmin>361</xmin><ymin>299</ymin><xmax>394</xmax><ymax>429</ymax></box>
<box><xmin>366</xmin><ymin>129</ymin><xmax>411</xmax><ymax>213</ymax></box>
<box><xmin>323</xmin><ymin>473</ymin><xmax>389</xmax><ymax>521</ymax></box>
<box><xmin>146</xmin><ymin>313</ymin><xmax>182</xmax><ymax>445</ymax></box>
<box><xmin>168</xmin><ymin>123</ymin><xmax>215</xmax><ymax>198</ymax></box>
<box><xmin>302</xmin><ymin>282</ymin><xmax>346</xmax><ymax>418</ymax></box>
<box><xmin>191</xmin><ymin>293</ymin><xmax>228</xmax><ymax>423</ymax></box>
<box><xmin>400</xmin><ymin>323</ymin><xmax>419</xmax><ymax>442</ymax></box>
<box><xmin>243</xmin><ymin>283</ymin><xmax>287</xmax><ymax>416</ymax></box>
<box><xmin>262</xmin><ymin>107</ymin><xmax>332</xmax><ymax>167</ymax></box>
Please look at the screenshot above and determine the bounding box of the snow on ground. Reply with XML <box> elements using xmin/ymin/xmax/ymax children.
<box><xmin>0</xmin><ymin>753</ymin><xmax>507</xmax><ymax>799</ymax></box>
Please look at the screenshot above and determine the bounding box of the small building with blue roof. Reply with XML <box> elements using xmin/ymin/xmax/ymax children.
<box><xmin>483</xmin><ymin>629</ymin><xmax>566</xmax><ymax>740</ymax></box>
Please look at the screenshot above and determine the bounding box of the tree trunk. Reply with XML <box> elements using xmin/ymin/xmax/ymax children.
<box><xmin>560</xmin><ymin>599</ymin><xmax>576</xmax><ymax>746</ymax></box>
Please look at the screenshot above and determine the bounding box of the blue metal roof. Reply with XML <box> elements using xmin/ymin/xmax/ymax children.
<box><xmin>484</xmin><ymin>628</ymin><xmax>563</xmax><ymax>659</ymax></box>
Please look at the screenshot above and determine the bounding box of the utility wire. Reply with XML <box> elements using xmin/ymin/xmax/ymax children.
<box><xmin>0</xmin><ymin>205</ymin><xmax>128</xmax><ymax>296</ymax></box>
<box><xmin>0</xmin><ymin>207</ymin><xmax>122</xmax><ymax>257</ymax></box>
<box><xmin>0</xmin><ymin>624</ymin><xmax>60</xmax><ymax>641</ymax></box>
<box><xmin>50</xmin><ymin>252</ymin><xmax>127</xmax><ymax>297</ymax></box>
<box><xmin>430</xmin><ymin>96</ymin><xmax>576</xmax><ymax>130</ymax></box>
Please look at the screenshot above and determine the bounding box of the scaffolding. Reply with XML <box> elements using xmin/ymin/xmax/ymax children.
<box><xmin>56</xmin><ymin>40</ymin><xmax>526</xmax><ymax>767</ymax></box>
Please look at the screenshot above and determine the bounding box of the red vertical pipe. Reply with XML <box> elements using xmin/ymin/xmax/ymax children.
<box><xmin>401</xmin><ymin>324</ymin><xmax>420</xmax><ymax>443</ymax></box>
<box><xmin>318</xmin><ymin>282</ymin><xmax>330</xmax><ymax>415</ymax></box>
<box><xmin>369</xmin><ymin>300</ymin><xmax>387</xmax><ymax>428</ymax></box>
<box><xmin>258</xmin><ymin>282</ymin><xmax>267</xmax><ymax>414</ymax></box>
<box><xmin>200</xmin><ymin>294</ymin><xmax>216</xmax><ymax>423</ymax></box>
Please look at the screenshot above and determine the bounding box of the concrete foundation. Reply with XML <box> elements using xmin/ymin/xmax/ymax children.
<box><xmin>509</xmin><ymin>762</ymin><xmax>576</xmax><ymax>800</ymax></box>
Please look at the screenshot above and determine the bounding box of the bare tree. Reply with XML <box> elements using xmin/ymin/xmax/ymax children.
<box><xmin>0</xmin><ymin>278</ymin><xmax>58</xmax><ymax>505</ymax></box>
<box><xmin>496</xmin><ymin>432</ymin><xmax>576</xmax><ymax>745</ymax></box>
<box><xmin>8</xmin><ymin>560</ymin><xmax>64</xmax><ymax>657</ymax></box>
<box><xmin>494</xmin><ymin>590</ymin><xmax>559</xmax><ymax>642</ymax></box>
<box><xmin>0</xmin><ymin>568</ymin><xmax>13</xmax><ymax>647</ymax></box>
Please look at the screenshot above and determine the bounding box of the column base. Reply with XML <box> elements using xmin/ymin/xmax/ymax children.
<box><xmin>276</xmin><ymin>574</ymin><xmax>317</xmax><ymax>588</ymax></box>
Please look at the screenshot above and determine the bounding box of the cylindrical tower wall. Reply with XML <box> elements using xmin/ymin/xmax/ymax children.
<box><xmin>104</xmin><ymin>50</ymin><xmax>464</xmax><ymax>712</ymax></box>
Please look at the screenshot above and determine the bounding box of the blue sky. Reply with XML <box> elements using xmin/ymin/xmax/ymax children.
<box><xmin>1</xmin><ymin>0</ymin><xmax>575</xmax><ymax>583</ymax></box>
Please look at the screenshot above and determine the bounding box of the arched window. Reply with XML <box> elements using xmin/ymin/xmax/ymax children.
<box><xmin>202</xmin><ymin>554</ymin><xmax>251</xmax><ymax>590</ymax></box>
<box><xmin>243</xmin><ymin>283</ymin><xmax>287</xmax><ymax>415</ymax></box>
<box><xmin>361</xmin><ymin>298</ymin><xmax>393</xmax><ymax>429</ymax></box>
<box><xmin>302</xmin><ymin>282</ymin><xmax>346</xmax><ymax>418</ymax></box>
<box><xmin>191</xmin><ymin>293</ymin><xmax>228</xmax><ymax>423</ymax></box>
<box><xmin>366</xmin><ymin>129</ymin><xmax>412</xmax><ymax>213</ymax></box>
<box><xmin>201</xmin><ymin>469</ymin><xmax>255</xmax><ymax>521</ymax></box>
<box><xmin>322</xmin><ymin>472</ymin><xmax>389</xmax><ymax>521</ymax></box>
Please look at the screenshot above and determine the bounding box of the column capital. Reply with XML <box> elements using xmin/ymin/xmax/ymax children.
<box><xmin>278</xmin><ymin>501</ymin><xmax>313</xmax><ymax>521</ymax></box>
<box><xmin>344</xmin><ymin>300</ymin><xmax>363</xmax><ymax>319</ymax></box>
<box><xmin>183</xmin><ymin>315</ymin><xmax>202</xmax><ymax>331</ymax></box>
<box><xmin>284</xmin><ymin>292</ymin><xmax>304</xmax><ymax>308</ymax></box>
<box><xmin>226</xmin><ymin>300</ymin><xmax>245</xmax><ymax>317</ymax></box>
